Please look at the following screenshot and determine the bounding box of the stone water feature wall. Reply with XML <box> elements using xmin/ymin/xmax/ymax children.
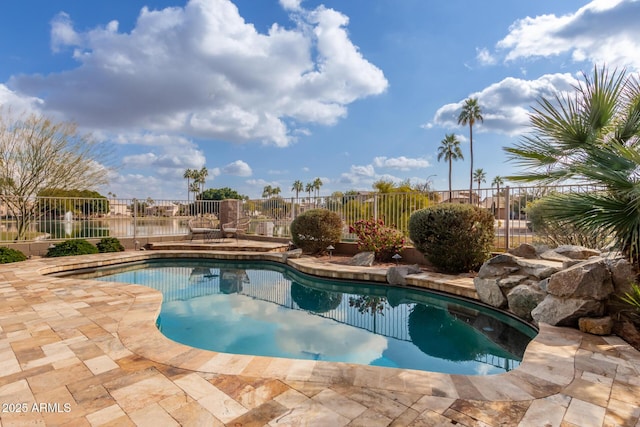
<box><xmin>474</xmin><ymin>243</ymin><xmax>636</xmax><ymax>335</ymax></box>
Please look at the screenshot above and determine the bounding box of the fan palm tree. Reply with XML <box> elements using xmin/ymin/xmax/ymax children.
<box><xmin>437</xmin><ymin>133</ymin><xmax>464</xmax><ymax>202</ymax></box>
<box><xmin>505</xmin><ymin>65</ymin><xmax>640</xmax><ymax>262</ymax></box>
<box><xmin>291</xmin><ymin>180</ymin><xmax>303</xmax><ymax>201</ymax></box>
<box><xmin>262</xmin><ymin>185</ymin><xmax>273</xmax><ymax>198</ymax></box>
<box><xmin>491</xmin><ymin>176</ymin><xmax>505</xmax><ymax>219</ymax></box>
<box><xmin>183</xmin><ymin>168</ymin><xmax>194</xmax><ymax>203</ymax></box>
<box><xmin>458</xmin><ymin>98</ymin><xmax>484</xmax><ymax>204</ymax></box>
<box><xmin>473</xmin><ymin>168</ymin><xmax>486</xmax><ymax>206</ymax></box>
<box><xmin>313</xmin><ymin>177</ymin><xmax>323</xmax><ymax>197</ymax></box>
<box><xmin>305</xmin><ymin>182</ymin><xmax>314</xmax><ymax>202</ymax></box>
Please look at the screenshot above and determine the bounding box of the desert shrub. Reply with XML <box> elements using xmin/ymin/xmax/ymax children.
<box><xmin>408</xmin><ymin>203</ymin><xmax>494</xmax><ymax>273</ymax></box>
<box><xmin>621</xmin><ymin>283</ymin><xmax>640</xmax><ymax>314</ymax></box>
<box><xmin>290</xmin><ymin>209</ymin><xmax>342</xmax><ymax>255</ymax></box>
<box><xmin>0</xmin><ymin>247</ymin><xmax>27</xmax><ymax>263</ymax></box>
<box><xmin>349</xmin><ymin>218</ymin><xmax>405</xmax><ymax>262</ymax></box>
<box><xmin>525</xmin><ymin>197</ymin><xmax>611</xmax><ymax>249</ymax></box>
<box><xmin>96</xmin><ymin>237</ymin><xmax>125</xmax><ymax>253</ymax></box>
<box><xmin>46</xmin><ymin>239</ymin><xmax>99</xmax><ymax>257</ymax></box>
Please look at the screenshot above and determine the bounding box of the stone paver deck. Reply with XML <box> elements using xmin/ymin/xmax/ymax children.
<box><xmin>1</xmin><ymin>249</ymin><xmax>639</xmax><ymax>426</ymax></box>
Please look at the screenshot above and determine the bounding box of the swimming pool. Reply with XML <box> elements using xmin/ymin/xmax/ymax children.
<box><xmin>88</xmin><ymin>258</ymin><xmax>536</xmax><ymax>375</ymax></box>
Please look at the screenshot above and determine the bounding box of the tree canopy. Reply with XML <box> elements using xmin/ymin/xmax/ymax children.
<box><xmin>0</xmin><ymin>110</ymin><xmax>111</xmax><ymax>240</ymax></box>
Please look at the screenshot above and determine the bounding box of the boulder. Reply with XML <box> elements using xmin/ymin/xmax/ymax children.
<box><xmin>283</xmin><ymin>248</ymin><xmax>303</xmax><ymax>261</ymax></box>
<box><xmin>515</xmin><ymin>257</ymin><xmax>563</xmax><ymax>279</ymax></box>
<box><xmin>508</xmin><ymin>243</ymin><xmax>538</xmax><ymax>259</ymax></box>
<box><xmin>606</xmin><ymin>257</ymin><xmax>636</xmax><ymax>296</ymax></box>
<box><xmin>507</xmin><ymin>285</ymin><xmax>545</xmax><ymax>320</ymax></box>
<box><xmin>386</xmin><ymin>264</ymin><xmax>422</xmax><ymax>286</ymax></box>
<box><xmin>578</xmin><ymin>316</ymin><xmax>613</xmax><ymax>336</ymax></box>
<box><xmin>474</xmin><ymin>277</ymin><xmax>507</xmax><ymax>308</ymax></box>
<box><xmin>554</xmin><ymin>245</ymin><xmax>600</xmax><ymax>260</ymax></box>
<box><xmin>477</xmin><ymin>253</ymin><xmax>520</xmax><ymax>279</ymax></box>
<box><xmin>531</xmin><ymin>295</ymin><xmax>605</xmax><ymax>326</ymax></box>
<box><xmin>497</xmin><ymin>275</ymin><xmax>528</xmax><ymax>290</ymax></box>
<box><xmin>546</xmin><ymin>258</ymin><xmax>613</xmax><ymax>300</ymax></box>
<box><xmin>348</xmin><ymin>251</ymin><xmax>375</xmax><ymax>267</ymax></box>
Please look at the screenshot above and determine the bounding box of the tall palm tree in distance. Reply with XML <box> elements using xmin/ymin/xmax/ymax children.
<box><xmin>291</xmin><ymin>180</ymin><xmax>303</xmax><ymax>201</ymax></box>
<box><xmin>491</xmin><ymin>175</ymin><xmax>505</xmax><ymax>219</ymax></box>
<box><xmin>458</xmin><ymin>97</ymin><xmax>483</xmax><ymax>203</ymax></box>
<box><xmin>473</xmin><ymin>168</ymin><xmax>486</xmax><ymax>206</ymax></box>
<box><xmin>305</xmin><ymin>182</ymin><xmax>314</xmax><ymax>202</ymax></box>
<box><xmin>437</xmin><ymin>133</ymin><xmax>464</xmax><ymax>202</ymax></box>
<box><xmin>313</xmin><ymin>177</ymin><xmax>323</xmax><ymax>197</ymax></box>
<box><xmin>183</xmin><ymin>168</ymin><xmax>194</xmax><ymax>203</ymax></box>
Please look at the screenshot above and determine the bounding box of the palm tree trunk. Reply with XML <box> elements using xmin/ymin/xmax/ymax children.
<box><xmin>469</xmin><ymin>123</ymin><xmax>473</xmax><ymax>204</ymax></box>
<box><xmin>448</xmin><ymin>159</ymin><xmax>452</xmax><ymax>202</ymax></box>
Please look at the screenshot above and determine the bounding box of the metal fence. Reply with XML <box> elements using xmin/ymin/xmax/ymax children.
<box><xmin>0</xmin><ymin>184</ymin><xmax>603</xmax><ymax>250</ymax></box>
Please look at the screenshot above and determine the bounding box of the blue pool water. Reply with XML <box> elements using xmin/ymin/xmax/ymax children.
<box><xmin>90</xmin><ymin>259</ymin><xmax>536</xmax><ymax>375</ymax></box>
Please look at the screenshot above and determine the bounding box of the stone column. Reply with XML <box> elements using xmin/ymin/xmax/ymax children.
<box><xmin>219</xmin><ymin>199</ymin><xmax>240</xmax><ymax>225</ymax></box>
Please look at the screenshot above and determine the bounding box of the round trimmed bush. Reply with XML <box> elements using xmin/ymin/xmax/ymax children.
<box><xmin>97</xmin><ymin>237</ymin><xmax>125</xmax><ymax>253</ymax></box>
<box><xmin>46</xmin><ymin>239</ymin><xmax>99</xmax><ymax>257</ymax></box>
<box><xmin>0</xmin><ymin>247</ymin><xmax>27</xmax><ymax>264</ymax></box>
<box><xmin>290</xmin><ymin>209</ymin><xmax>343</xmax><ymax>255</ymax></box>
<box><xmin>408</xmin><ymin>203</ymin><xmax>494</xmax><ymax>273</ymax></box>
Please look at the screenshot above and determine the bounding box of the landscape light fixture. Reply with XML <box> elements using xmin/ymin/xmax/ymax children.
<box><xmin>392</xmin><ymin>253</ymin><xmax>402</xmax><ymax>265</ymax></box>
<box><xmin>326</xmin><ymin>245</ymin><xmax>335</xmax><ymax>259</ymax></box>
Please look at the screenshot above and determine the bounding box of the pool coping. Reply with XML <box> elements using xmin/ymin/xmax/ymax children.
<box><xmin>27</xmin><ymin>250</ymin><xmax>588</xmax><ymax>400</ymax></box>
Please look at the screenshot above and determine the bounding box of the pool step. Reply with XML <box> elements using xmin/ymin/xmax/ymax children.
<box><xmin>147</xmin><ymin>239</ymin><xmax>289</xmax><ymax>253</ymax></box>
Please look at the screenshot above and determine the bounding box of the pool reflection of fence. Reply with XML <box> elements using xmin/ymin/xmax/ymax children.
<box><xmin>95</xmin><ymin>262</ymin><xmax>526</xmax><ymax>370</ymax></box>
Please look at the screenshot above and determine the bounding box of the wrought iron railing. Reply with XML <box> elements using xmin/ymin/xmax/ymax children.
<box><xmin>0</xmin><ymin>184</ymin><xmax>604</xmax><ymax>250</ymax></box>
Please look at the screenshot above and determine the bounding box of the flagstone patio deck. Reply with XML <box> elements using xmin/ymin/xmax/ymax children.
<box><xmin>0</xmin><ymin>248</ymin><xmax>639</xmax><ymax>426</ymax></box>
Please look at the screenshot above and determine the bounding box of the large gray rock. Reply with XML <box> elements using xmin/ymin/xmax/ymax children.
<box><xmin>474</xmin><ymin>277</ymin><xmax>507</xmax><ymax>308</ymax></box>
<box><xmin>546</xmin><ymin>258</ymin><xmax>613</xmax><ymax>300</ymax></box>
<box><xmin>348</xmin><ymin>251</ymin><xmax>375</xmax><ymax>267</ymax></box>
<box><xmin>507</xmin><ymin>285</ymin><xmax>545</xmax><ymax>320</ymax></box>
<box><xmin>531</xmin><ymin>295</ymin><xmax>605</xmax><ymax>326</ymax></box>
<box><xmin>606</xmin><ymin>257</ymin><xmax>636</xmax><ymax>296</ymax></box>
<box><xmin>477</xmin><ymin>253</ymin><xmax>520</xmax><ymax>279</ymax></box>
<box><xmin>386</xmin><ymin>265</ymin><xmax>422</xmax><ymax>286</ymax></box>
<box><xmin>283</xmin><ymin>248</ymin><xmax>303</xmax><ymax>261</ymax></box>
<box><xmin>508</xmin><ymin>243</ymin><xmax>538</xmax><ymax>259</ymax></box>
<box><xmin>554</xmin><ymin>245</ymin><xmax>601</xmax><ymax>260</ymax></box>
<box><xmin>515</xmin><ymin>258</ymin><xmax>563</xmax><ymax>279</ymax></box>
<box><xmin>497</xmin><ymin>275</ymin><xmax>528</xmax><ymax>290</ymax></box>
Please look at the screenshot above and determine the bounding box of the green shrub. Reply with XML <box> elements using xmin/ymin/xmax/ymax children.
<box><xmin>408</xmin><ymin>203</ymin><xmax>494</xmax><ymax>273</ymax></box>
<box><xmin>0</xmin><ymin>247</ymin><xmax>27</xmax><ymax>263</ymax></box>
<box><xmin>349</xmin><ymin>218</ymin><xmax>405</xmax><ymax>262</ymax></box>
<box><xmin>525</xmin><ymin>197</ymin><xmax>611</xmax><ymax>249</ymax></box>
<box><xmin>46</xmin><ymin>239</ymin><xmax>99</xmax><ymax>257</ymax></box>
<box><xmin>290</xmin><ymin>209</ymin><xmax>343</xmax><ymax>255</ymax></box>
<box><xmin>96</xmin><ymin>237</ymin><xmax>125</xmax><ymax>253</ymax></box>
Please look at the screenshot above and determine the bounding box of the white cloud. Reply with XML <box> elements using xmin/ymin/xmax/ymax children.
<box><xmin>431</xmin><ymin>73</ymin><xmax>578</xmax><ymax>136</ymax></box>
<box><xmin>10</xmin><ymin>0</ymin><xmax>387</xmax><ymax>147</ymax></box>
<box><xmin>373</xmin><ymin>156</ymin><xmax>430</xmax><ymax>170</ymax></box>
<box><xmin>476</xmin><ymin>47</ymin><xmax>496</xmax><ymax>66</ymax></box>
<box><xmin>279</xmin><ymin>0</ymin><xmax>302</xmax><ymax>11</ymax></box>
<box><xmin>50</xmin><ymin>12</ymin><xmax>82</xmax><ymax>53</ymax></box>
<box><xmin>0</xmin><ymin>84</ymin><xmax>43</xmax><ymax>113</ymax></box>
<box><xmin>496</xmin><ymin>0</ymin><xmax>640</xmax><ymax>70</ymax></box>
<box><xmin>349</xmin><ymin>164</ymin><xmax>375</xmax><ymax>177</ymax></box>
<box><xmin>222</xmin><ymin>160</ymin><xmax>252</xmax><ymax>177</ymax></box>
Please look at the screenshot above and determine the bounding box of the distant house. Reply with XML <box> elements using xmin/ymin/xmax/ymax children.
<box><xmin>440</xmin><ymin>191</ymin><xmax>480</xmax><ymax>205</ymax></box>
<box><xmin>108</xmin><ymin>201</ymin><xmax>131</xmax><ymax>217</ymax></box>
<box><xmin>145</xmin><ymin>201</ymin><xmax>179</xmax><ymax>217</ymax></box>
<box><xmin>481</xmin><ymin>196</ymin><xmax>508</xmax><ymax>220</ymax></box>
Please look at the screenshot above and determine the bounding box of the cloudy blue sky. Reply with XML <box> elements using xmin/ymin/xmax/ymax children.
<box><xmin>1</xmin><ymin>0</ymin><xmax>639</xmax><ymax>199</ymax></box>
